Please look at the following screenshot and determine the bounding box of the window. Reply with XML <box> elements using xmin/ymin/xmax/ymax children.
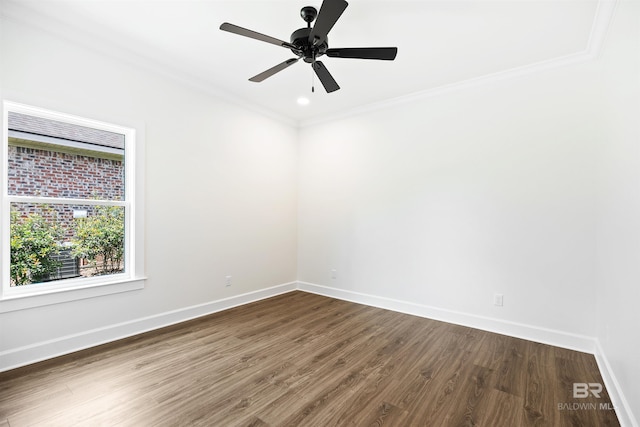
<box><xmin>1</xmin><ymin>101</ymin><xmax>144</xmax><ymax>310</ymax></box>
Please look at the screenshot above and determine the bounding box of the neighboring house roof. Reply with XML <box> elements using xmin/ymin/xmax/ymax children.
<box><xmin>8</xmin><ymin>111</ymin><xmax>125</xmax><ymax>150</ymax></box>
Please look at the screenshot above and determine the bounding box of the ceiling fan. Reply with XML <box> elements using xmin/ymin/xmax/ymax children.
<box><xmin>220</xmin><ymin>0</ymin><xmax>398</xmax><ymax>93</ymax></box>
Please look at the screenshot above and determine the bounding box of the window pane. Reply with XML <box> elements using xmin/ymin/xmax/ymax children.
<box><xmin>10</xmin><ymin>203</ymin><xmax>126</xmax><ymax>286</ymax></box>
<box><xmin>8</xmin><ymin>112</ymin><xmax>125</xmax><ymax>200</ymax></box>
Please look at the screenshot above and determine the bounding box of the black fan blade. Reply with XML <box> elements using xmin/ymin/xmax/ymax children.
<box><xmin>249</xmin><ymin>58</ymin><xmax>300</xmax><ymax>82</ymax></box>
<box><xmin>312</xmin><ymin>61</ymin><xmax>340</xmax><ymax>93</ymax></box>
<box><xmin>220</xmin><ymin>23</ymin><xmax>299</xmax><ymax>52</ymax></box>
<box><xmin>326</xmin><ymin>47</ymin><xmax>398</xmax><ymax>60</ymax></box>
<box><xmin>308</xmin><ymin>0</ymin><xmax>348</xmax><ymax>45</ymax></box>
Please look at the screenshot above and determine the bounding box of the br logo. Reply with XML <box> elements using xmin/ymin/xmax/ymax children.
<box><xmin>573</xmin><ymin>383</ymin><xmax>602</xmax><ymax>398</ymax></box>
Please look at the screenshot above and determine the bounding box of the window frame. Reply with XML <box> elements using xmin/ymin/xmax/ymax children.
<box><xmin>1</xmin><ymin>101</ymin><xmax>145</xmax><ymax>312</ymax></box>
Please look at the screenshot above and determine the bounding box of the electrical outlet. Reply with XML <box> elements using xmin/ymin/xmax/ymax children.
<box><xmin>493</xmin><ymin>293</ymin><xmax>503</xmax><ymax>307</ymax></box>
<box><xmin>225</xmin><ymin>276</ymin><xmax>232</xmax><ymax>287</ymax></box>
<box><xmin>331</xmin><ymin>269</ymin><xmax>337</xmax><ymax>280</ymax></box>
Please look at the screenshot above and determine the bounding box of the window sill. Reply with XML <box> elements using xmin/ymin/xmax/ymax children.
<box><xmin>0</xmin><ymin>277</ymin><xmax>146</xmax><ymax>313</ymax></box>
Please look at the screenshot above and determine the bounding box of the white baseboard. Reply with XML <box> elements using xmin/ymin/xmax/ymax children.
<box><xmin>296</xmin><ymin>281</ymin><xmax>595</xmax><ymax>353</ymax></box>
<box><xmin>594</xmin><ymin>340</ymin><xmax>639</xmax><ymax>427</ymax></box>
<box><xmin>0</xmin><ymin>282</ymin><xmax>297</xmax><ymax>373</ymax></box>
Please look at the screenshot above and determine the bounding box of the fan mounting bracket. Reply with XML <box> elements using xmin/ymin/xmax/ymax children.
<box><xmin>300</xmin><ymin>6</ymin><xmax>317</xmax><ymax>26</ymax></box>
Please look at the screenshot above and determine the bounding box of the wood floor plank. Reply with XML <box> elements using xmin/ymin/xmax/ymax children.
<box><xmin>326</xmin><ymin>324</ymin><xmax>441</xmax><ymax>425</ymax></box>
<box><xmin>438</xmin><ymin>364</ymin><xmax>493</xmax><ymax>426</ymax></box>
<box><xmin>0</xmin><ymin>291</ymin><xmax>621</xmax><ymax>426</ymax></box>
<box><xmin>476</xmin><ymin>332</ymin><xmax>529</xmax><ymax>398</ymax></box>
<box><xmin>350</xmin><ymin>401</ymin><xmax>409</xmax><ymax>427</ymax></box>
<box><xmin>400</xmin><ymin>333</ymin><xmax>477</xmax><ymax>425</ymax></box>
<box><xmin>521</xmin><ymin>341</ymin><xmax>559</xmax><ymax>426</ymax></box>
<box><xmin>476</xmin><ymin>388</ymin><xmax>525</xmax><ymax>427</ymax></box>
<box><xmin>383</xmin><ymin>327</ymin><xmax>458</xmax><ymax>411</ymax></box>
<box><xmin>0</xmin><ymin>380</ymin><xmax>73</xmax><ymax>420</ymax></box>
<box><xmin>258</xmin><ymin>321</ymin><xmax>393</xmax><ymax>425</ymax></box>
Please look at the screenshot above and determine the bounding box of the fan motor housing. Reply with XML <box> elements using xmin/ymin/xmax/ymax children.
<box><xmin>290</xmin><ymin>27</ymin><xmax>328</xmax><ymax>63</ymax></box>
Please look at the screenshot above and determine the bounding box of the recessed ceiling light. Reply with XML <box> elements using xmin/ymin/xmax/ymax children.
<box><xmin>297</xmin><ymin>97</ymin><xmax>310</xmax><ymax>106</ymax></box>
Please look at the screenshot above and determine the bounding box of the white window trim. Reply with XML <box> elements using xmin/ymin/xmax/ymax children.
<box><xmin>1</xmin><ymin>101</ymin><xmax>145</xmax><ymax>312</ymax></box>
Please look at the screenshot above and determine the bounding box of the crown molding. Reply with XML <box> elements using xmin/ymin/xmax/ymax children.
<box><xmin>0</xmin><ymin>0</ymin><xmax>297</xmax><ymax>128</ymax></box>
<box><xmin>299</xmin><ymin>0</ymin><xmax>618</xmax><ymax>128</ymax></box>
<box><xmin>298</xmin><ymin>51</ymin><xmax>592</xmax><ymax>128</ymax></box>
<box><xmin>585</xmin><ymin>0</ymin><xmax>618</xmax><ymax>60</ymax></box>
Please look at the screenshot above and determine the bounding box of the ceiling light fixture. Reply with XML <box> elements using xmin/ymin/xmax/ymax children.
<box><xmin>297</xmin><ymin>97</ymin><xmax>310</xmax><ymax>106</ymax></box>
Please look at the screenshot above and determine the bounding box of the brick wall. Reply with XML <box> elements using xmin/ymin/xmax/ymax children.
<box><xmin>8</xmin><ymin>146</ymin><xmax>123</xmax><ymax>199</ymax></box>
<box><xmin>8</xmin><ymin>145</ymin><xmax>124</xmax><ymax>240</ymax></box>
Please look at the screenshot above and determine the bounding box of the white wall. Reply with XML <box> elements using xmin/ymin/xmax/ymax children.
<box><xmin>0</xmin><ymin>18</ymin><xmax>298</xmax><ymax>364</ymax></box>
<box><xmin>595</xmin><ymin>2</ymin><xmax>640</xmax><ymax>425</ymax></box>
<box><xmin>298</xmin><ymin>63</ymin><xmax>602</xmax><ymax>340</ymax></box>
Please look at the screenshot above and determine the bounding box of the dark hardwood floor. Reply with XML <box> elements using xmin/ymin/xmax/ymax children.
<box><xmin>0</xmin><ymin>291</ymin><xmax>619</xmax><ymax>426</ymax></box>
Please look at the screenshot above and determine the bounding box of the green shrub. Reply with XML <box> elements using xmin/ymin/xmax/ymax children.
<box><xmin>72</xmin><ymin>206</ymin><xmax>124</xmax><ymax>275</ymax></box>
<box><xmin>10</xmin><ymin>209</ymin><xmax>63</xmax><ymax>286</ymax></box>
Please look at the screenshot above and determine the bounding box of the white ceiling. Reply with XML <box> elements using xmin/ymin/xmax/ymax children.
<box><xmin>3</xmin><ymin>1</ymin><xmax>604</xmax><ymax>124</ymax></box>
